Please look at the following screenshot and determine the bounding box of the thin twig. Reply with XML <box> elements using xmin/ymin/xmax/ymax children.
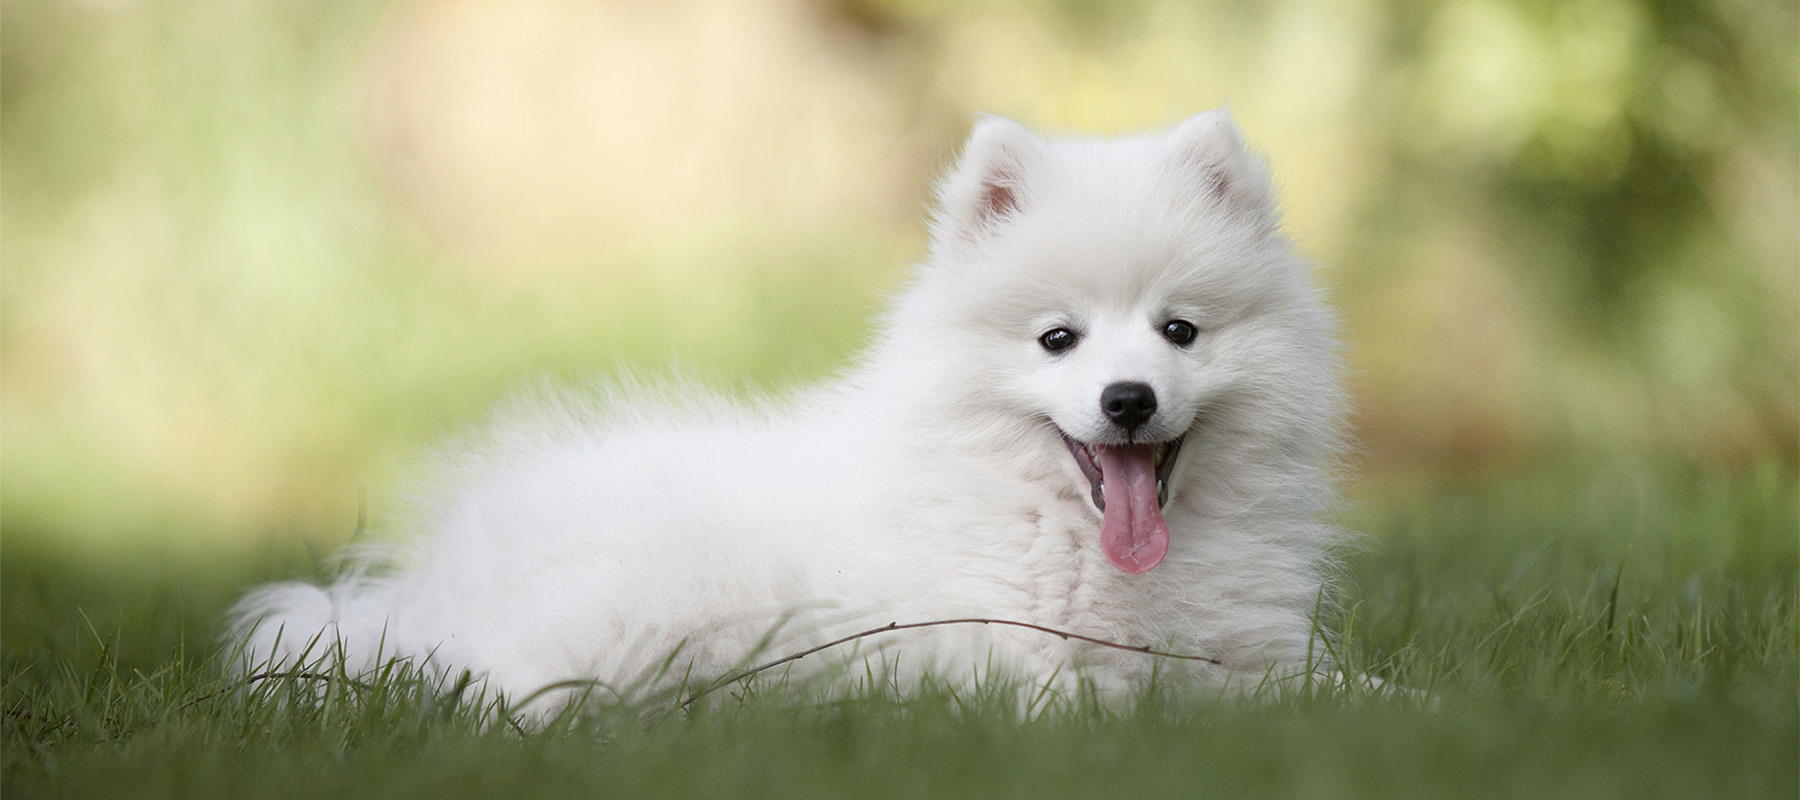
<box><xmin>124</xmin><ymin>619</ymin><xmax>1218</xmax><ymax>731</ymax></box>
<box><xmin>680</xmin><ymin>617</ymin><xmax>1221</xmax><ymax>708</ymax></box>
<box><xmin>90</xmin><ymin>670</ymin><xmax>374</xmax><ymax>741</ymax></box>
<box><xmin>173</xmin><ymin>670</ymin><xmax>364</xmax><ymax>713</ymax></box>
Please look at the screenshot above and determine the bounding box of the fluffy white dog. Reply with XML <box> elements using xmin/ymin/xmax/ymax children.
<box><xmin>232</xmin><ymin>110</ymin><xmax>1346</xmax><ymax>710</ymax></box>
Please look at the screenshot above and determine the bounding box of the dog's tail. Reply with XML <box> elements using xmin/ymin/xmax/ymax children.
<box><xmin>225</xmin><ymin>575</ymin><xmax>401</xmax><ymax>674</ymax></box>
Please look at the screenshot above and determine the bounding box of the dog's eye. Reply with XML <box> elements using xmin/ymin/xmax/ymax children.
<box><xmin>1039</xmin><ymin>328</ymin><xmax>1078</xmax><ymax>353</ymax></box>
<box><xmin>1162</xmin><ymin>320</ymin><xmax>1198</xmax><ymax>346</ymax></box>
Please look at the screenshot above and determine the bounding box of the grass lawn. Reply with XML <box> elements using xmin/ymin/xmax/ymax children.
<box><xmin>4</xmin><ymin>466</ymin><xmax>1795</xmax><ymax>799</ymax></box>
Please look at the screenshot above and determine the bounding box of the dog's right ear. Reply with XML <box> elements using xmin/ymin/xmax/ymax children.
<box><xmin>930</xmin><ymin>115</ymin><xmax>1041</xmax><ymax>245</ymax></box>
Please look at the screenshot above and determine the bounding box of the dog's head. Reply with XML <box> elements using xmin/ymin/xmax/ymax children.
<box><xmin>907</xmin><ymin>110</ymin><xmax>1339</xmax><ymax>574</ymax></box>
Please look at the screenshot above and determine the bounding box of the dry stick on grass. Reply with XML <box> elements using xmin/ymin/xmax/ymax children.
<box><xmin>678</xmin><ymin>617</ymin><xmax>1224</xmax><ymax>709</ymax></box>
<box><xmin>147</xmin><ymin>618</ymin><xmax>1223</xmax><ymax>727</ymax></box>
<box><xmin>173</xmin><ymin>670</ymin><xmax>364</xmax><ymax>713</ymax></box>
<box><xmin>87</xmin><ymin>671</ymin><xmax>376</xmax><ymax>741</ymax></box>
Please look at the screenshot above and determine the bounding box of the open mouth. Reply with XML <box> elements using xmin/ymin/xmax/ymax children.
<box><xmin>1060</xmin><ymin>433</ymin><xmax>1185</xmax><ymax>574</ymax></box>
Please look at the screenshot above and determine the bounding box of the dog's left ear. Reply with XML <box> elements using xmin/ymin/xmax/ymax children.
<box><xmin>931</xmin><ymin>115</ymin><xmax>1042</xmax><ymax>246</ymax></box>
<box><xmin>1167</xmin><ymin>109</ymin><xmax>1279</xmax><ymax>227</ymax></box>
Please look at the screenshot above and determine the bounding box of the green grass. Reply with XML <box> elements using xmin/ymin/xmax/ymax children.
<box><xmin>4</xmin><ymin>466</ymin><xmax>1795</xmax><ymax>799</ymax></box>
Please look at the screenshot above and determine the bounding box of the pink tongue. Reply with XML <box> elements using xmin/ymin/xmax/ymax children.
<box><xmin>1095</xmin><ymin>444</ymin><xmax>1169</xmax><ymax>573</ymax></box>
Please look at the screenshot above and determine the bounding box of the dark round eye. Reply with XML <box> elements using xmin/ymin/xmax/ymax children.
<box><xmin>1162</xmin><ymin>320</ymin><xmax>1198</xmax><ymax>346</ymax></box>
<box><xmin>1039</xmin><ymin>327</ymin><xmax>1078</xmax><ymax>353</ymax></box>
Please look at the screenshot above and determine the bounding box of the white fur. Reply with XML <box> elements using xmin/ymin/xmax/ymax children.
<box><xmin>230</xmin><ymin>110</ymin><xmax>1346</xmax><ymax>711</ymax></box>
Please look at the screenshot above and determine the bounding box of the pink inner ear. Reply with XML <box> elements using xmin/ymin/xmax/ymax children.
<box><xmin>981</xmin><ymin>181</ymin><xmax>1018</xmax><ymax>223</ymax></box>
<box><xmin>1198</xmin><ymin>165</ymin><xmax>1230</xmax><ymax>203</ymax></box>
<box><xmin>979</xmin><ymin>173</ymin><xmax>1022</xmax><ymax>226</ymax></box>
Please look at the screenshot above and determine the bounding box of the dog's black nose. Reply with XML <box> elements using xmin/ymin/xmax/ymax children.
<box><xmin>1100</xmin><ymin>382</ymin><xmax>1157</xmax><ymax>432</ymax></box>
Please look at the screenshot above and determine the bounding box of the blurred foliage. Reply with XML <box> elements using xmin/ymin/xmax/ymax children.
<box><xmin>1</xmin><ymin>0</ymin><xmax>1794</xmax><ymax>554</ymax></box>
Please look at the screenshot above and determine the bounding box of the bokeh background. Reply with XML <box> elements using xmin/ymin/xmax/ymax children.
<box><xmin>3</xmin><ymin>0</ymin><xmax>1795</xmax><ymax>564</ymax></box>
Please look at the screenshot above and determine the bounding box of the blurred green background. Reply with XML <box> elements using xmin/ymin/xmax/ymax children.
<box><xmin>2</xmin><ymin>0</ymin><xmax>1795</xmax><ymax>563</ymax></box>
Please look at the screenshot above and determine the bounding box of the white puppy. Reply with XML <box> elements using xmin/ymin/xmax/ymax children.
<box><xmin>232</xmin><ymin>110</ymin><xmax>1347</xmax><ymax>710</ymax></box>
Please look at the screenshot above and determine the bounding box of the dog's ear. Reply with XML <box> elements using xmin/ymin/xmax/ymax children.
<box><xmin>931</xmin><ymin>115</ymin><xmax>1041</xmax><ymax>244</ymax></box>
<box><xmin>1167</xmin><ymin>109</ymin><xmax>1278</xmax><ymax>226</ymax></box>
